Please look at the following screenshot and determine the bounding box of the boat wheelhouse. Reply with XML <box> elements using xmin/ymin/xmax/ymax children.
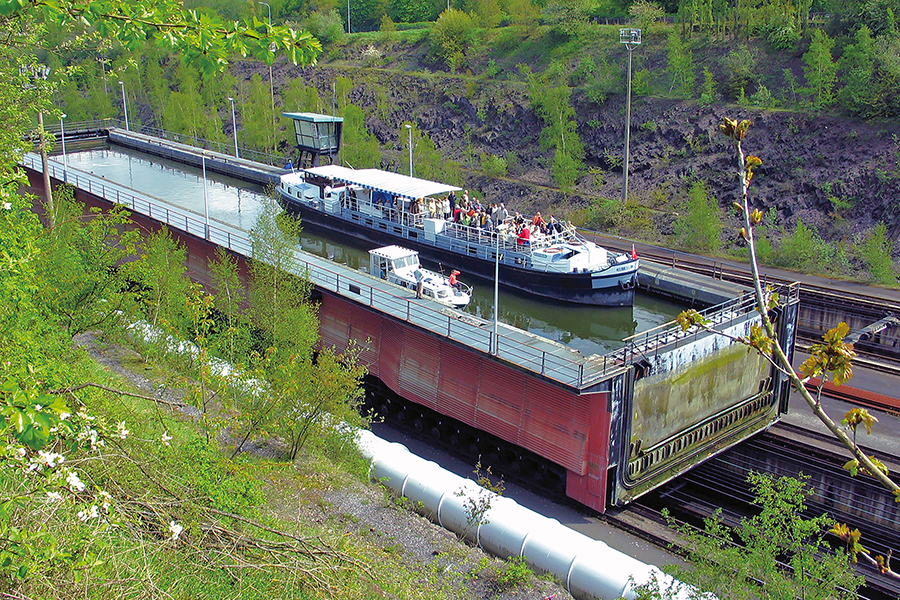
<box><xmin>278</xmin><ymin>165</ymin><xmax>638</xmax><ymax>306</ymax></box>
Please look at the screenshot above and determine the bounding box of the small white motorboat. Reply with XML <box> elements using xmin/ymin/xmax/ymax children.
<box><xmin>369</xmin><ymin>245</ymin><xmax>471</xmax><ymax>308</ymax></box>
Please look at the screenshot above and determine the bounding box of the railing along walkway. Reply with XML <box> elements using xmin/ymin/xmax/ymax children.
<box><xmin>23</xmin><ymin>152</ymin><xmax>795</xmax><ymax>390</ymax></box>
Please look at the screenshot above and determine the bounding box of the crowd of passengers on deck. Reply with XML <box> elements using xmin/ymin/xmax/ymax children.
<box><xmin>352</xmin><ymin>187</ymin><xmax>574</xmax><ymax>251</ymax></box>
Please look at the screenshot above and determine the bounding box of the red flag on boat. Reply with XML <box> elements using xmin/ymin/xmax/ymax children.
<box><xmin>631</xmin><ymin>244</ymin><xmax>637</xmax><ymax>260</ymax></box>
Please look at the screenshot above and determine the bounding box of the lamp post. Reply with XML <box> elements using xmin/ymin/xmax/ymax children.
<box><xmin>202</xmin><ymin>152</ymin><xmax>210</xmax><ymax>240</ymax></box>
<box><xmin>347</xmin><ymin>0</ymin><xmax>351</xmax><ymax>34</ymax></box>
<box><xmin>493</xmin><ymin>229</ymin><xmax>500</xmax><ymax>355</ymax></box>
<box><xmin>260</xmin><ymin>2</ymin><xmax>276</xmax><ymax>159</ymax></box>
<box><xmin>59</xmin><ymin>113</ymin><xmax>68</xmax><ymax>182</ymax></box>
<box><xmin>405</xmin><ymin>123</ymin><xmax>413</xmax><ymax>177</ymax></box>
<box><xmin>118</xmin><ymin>80</ymin><xmax>129</xmax><ymax>131</ymax></box>
<box><xmin>227</xmin><ymin>97</ymin><xmax>239</xmax><ymax>158</ymax></box>
<box><xmin>619</xmin><ymin>28</ymin><xmax>641</xmax><ymax>203</ymax></box>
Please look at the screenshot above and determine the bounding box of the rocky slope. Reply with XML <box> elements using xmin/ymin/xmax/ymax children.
<box><xmin>248</xmin><ymin>38</ymin><xmax>900</xmax><ymax>251</ymax></box>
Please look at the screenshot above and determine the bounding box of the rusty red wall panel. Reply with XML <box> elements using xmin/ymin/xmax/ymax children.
<box><xmin>377</xmin><ymin>319</ymin><xmax>403</xmax><ymax>391</ymax></box>
<box><xmin>475</xmin><ymin>362</ymin><xmax>526</xmax><ymax>446</ymax></box>
<box><xmin>398</xmin><ymin>330</ymin><xmax>441</xmax><ymax>410</ymax></box>
<box><xmin>347</xmin><ymin>307</ymin><xmax>382</xmax><ymax>376</ymax></box>
<box><xmin>435</xmin><ymin>343</ymin><xmax>480</xmax><ymax>425</ymax></box>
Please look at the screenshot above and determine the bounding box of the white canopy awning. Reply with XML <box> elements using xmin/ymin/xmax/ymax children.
<box><xmin>301</xmin><ymin>165</ymin><xmax>460</xmax><ymax>200</ymax></box>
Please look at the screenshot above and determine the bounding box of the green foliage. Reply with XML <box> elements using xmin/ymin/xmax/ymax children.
<box><xmin>772</xmin><ymin>218</ymin><xmax>837</xmax><ymax>273</ymax></box>
<box><xmin>182</xmin><ymin>439</ymin><xmax>266</xmax><ymax>513</ymax></box>
<box><xmin>838</xmin><ymin>26</ymin><xmax>878</xmax><ymax>118</ymax></box>
<box><xmin>521</xmin><ymin>65</ymin><xmax>584</xmax><ymax>188</ymax></box>
<box><xmin>666</xmin><ymin>30</ymin><xmax>695</xmax><ymax>98</ymax></box>
<box><xmin>34</xmin><ymin>190</ymin><xmax>138</xmax><ymax>335</ymax></box>
<box><xmin>698</xmin><ymin>66</ymin><xmax>716</xmax><ymax>105</ymax></box>
<box><xmin>128</xmin><ymin>227</ymin><xmax>190</xmax><ymax>334</ymax></box>
<box><xmin>802</xmin><ymin>29</ymin><xmax>838</xmax><ymax>110</ymax></box>
<box><xmin>429</xmin><ymin>9</ymin><xmax>477</xmax><ymax>69</ymax></box>
<box><xmin>749</xmin><ymin>84</ymin><xmax>776</xmax><ymax>108</ymax></box>
<box><xmin>480</xmin><ymin>152</ymin><xmax>508</xmax><ymax>178</ymax></box>
<box><xmin>495</xmin><ymin>555</ymin><xmax>533</xmax><ymax>589</ymax></box>
<box><xmin>859</xmin><ymin>222</ymin><xmax>896</xmax><ymax>285</ymax></box>
<box><xmin>634</xmin><ymin>473</ymin><xmax>863</xmax><ymax>600</ymax></box>
<box><xmin>303</xmin><ymin>9</ymin><xmax>346</xmax><ymax>45</ymax></box>
<box><xmin>628</xmin><ymin>0</ymin><xmax>666</xmax><ymax>35</ymax></box>
<box><xmin>340</xmin><ymin>104</ymin><xmax>381</xmax><ymax>169</ymax></box>
<box><xmin>721</xmin><ymin>45</ymin><xmax>757</xmax><ymax>101</ymax></box>
<box><xmin>673</xmin><ymin>180</ymin><xmax>721</xmax><ymax>254</ymax></box>
<box><xmin>3</xmin><ymin>0</ymin><xmax>322</xmax><ymax>75</ymax></box>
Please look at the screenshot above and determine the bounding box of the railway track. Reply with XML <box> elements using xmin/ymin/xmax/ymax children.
<box><xmin>606</xmin><ymin>419</ymin><xmax>900</xmax><ymax>600</ymax></box>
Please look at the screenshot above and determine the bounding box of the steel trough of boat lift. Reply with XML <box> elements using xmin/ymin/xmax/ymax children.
<box><xmin>356</xmin><ymin>429</ymin><xmax>690</xmax><ymax>600</ymax></box>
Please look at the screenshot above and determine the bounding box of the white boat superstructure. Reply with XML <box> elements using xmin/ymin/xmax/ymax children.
<box><xmin>369</xmin><ymin>245</ymin><xmax>471</xmax><ymax>308</ymax></box>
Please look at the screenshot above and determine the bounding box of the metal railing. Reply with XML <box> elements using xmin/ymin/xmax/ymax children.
<box><xmin>24</xmin><ymin>151</ymin><xmax>799</xmax><ymax>390</ymax></box>
<box><xmin>24</xmin><ymin>153</ymin><xmax>615</xmax><ymax>389</ymax></box>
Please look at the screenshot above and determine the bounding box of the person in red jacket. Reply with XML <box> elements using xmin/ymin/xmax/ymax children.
<box><xmin>517</xmin><ymin>225</ymin><xmax>531</xmax><ymax>247</ymax></box>
<box><xmin>449</xmin><ymin>269</ymin><xmax>460</xmax><ymax>291</ymax></box>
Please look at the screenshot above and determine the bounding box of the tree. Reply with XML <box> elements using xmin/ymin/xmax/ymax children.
<box><xmin>629</xmin><ymin>0</ymin><xmax>667</xmax><ymax>35</ymax></box>
<box><xmin>673</xmin><ymin>180</ymin><xmax>721</xmax><ymax>253</ymax></box>
<box><xmin>679</xmin><ymin>117</ymin><xmax>900</xmax><ymax>502</ymax></box>
<box><xmin>802</xmin><ymin>29</ymin><xmax>837</xmax><ymax>110</ymax></box>
<box><xmin>666</xmin><ymin>29</ymin><xmax>695</xmax><ymax>98</ymax></box>
<box><xmin>633</xmin><ymin>473</ymin><xmax>864</xmax><ymax>600</ymax></box>
<box><xmin>860</xmin><ymin>222</ymin><xmax>897</xmax><ymax>285</ymax></box>
<box><xmin>128</xmin><ymin>226</ymin><xmax>191</xmax><ymax>334</ymax></box>
<box><xmin>838</xmin><ymin>26</ymin><xmax>878</xmax><ymax>117</ymax></box>
<box><xmin>429</xmin><ymin>9</ymin><xmax>477</xmax><ymax>69</ymax></box>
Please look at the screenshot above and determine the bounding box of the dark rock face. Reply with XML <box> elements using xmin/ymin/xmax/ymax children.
<box><xmin>257</xmin><ymin>60</ymin><xmax>900</xmax><ymax>243</ymax></box>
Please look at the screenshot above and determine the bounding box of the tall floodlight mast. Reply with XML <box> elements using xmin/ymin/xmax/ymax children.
<box><xmin>619</xmin><ymin>28</ymin><xmax>641</xmax><ymax>202</ymax></box>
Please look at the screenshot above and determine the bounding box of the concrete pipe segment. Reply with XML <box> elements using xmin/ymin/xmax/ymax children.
<box><xmin>356</xmin><ymin>429</ymin><xmax>689</xmax><ymax>600</ymax></box>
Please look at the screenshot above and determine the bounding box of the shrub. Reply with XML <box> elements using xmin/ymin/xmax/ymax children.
<box><xmin>430</xmin><ymin>9</ymin><xmax>477</xmax><ymax>67</ymax></box>
<box><xmin>673</xmin><ymin>180</ymin><xmax>722</xmax><ymax>254</ymax></box>
<box><xmin>749</xmin><ymin>84</ymin><xmax>776</xmax><ymax>108</ymax></box>
<box><xmin>495</xmin><ymin>555</ymin><xmax>533</xmax><ymax>589</ymax></box>
<box><xmin>480</xmin><ymin>152</ymin><xmax>508</xmax><ymax>178</ymax></box>
<box><xmin>772</xmin><ymin>218</ymin><xmax>836</xmax><ymax>273</ymax></box>
<box><xmin>860</xmin><ymin>222</ymin><xmax>897</xmax><ymax>285</ymax></box>
<box><xmin>303</xmin><ymin>9</ymin><xmax>345</xmax><ymax>45</ymax></box>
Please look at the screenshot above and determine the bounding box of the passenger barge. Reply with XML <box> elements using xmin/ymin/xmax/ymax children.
<box><xmin>278</xmin><ymin>165</ymin><xmax>639</xmax><ymax>306</ymax></box>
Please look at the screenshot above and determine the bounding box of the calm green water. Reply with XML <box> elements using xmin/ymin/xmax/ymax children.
<box><xmin>68</xmin><ymin>146</ymin><xmax>684</xmax><ymax>356</ymax></box>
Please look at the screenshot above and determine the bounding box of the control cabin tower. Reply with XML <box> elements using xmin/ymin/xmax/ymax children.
<box><xmin>283</xmin><ymin>112</ymin><xmax>343</xmax><ymax>169</ymax></box>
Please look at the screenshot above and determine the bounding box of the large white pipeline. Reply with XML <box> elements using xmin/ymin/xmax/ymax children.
<box><xmin>356</xmin><ymin>429</ymin><xmax>688</xmax><ymax>600</ymax></box>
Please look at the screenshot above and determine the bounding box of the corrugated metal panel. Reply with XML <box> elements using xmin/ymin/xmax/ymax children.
<box><xmin>398</xmin><ymin>329</ymin><xmax>440</xmax><ymax>410</ymax></box>
<box><xmin>378</xmin><ymin>320</ymin><xmax>403</xmax><ymax>390</ymax></box>
<box><xmin>475</xmin><ymin>361</ymin><xmax>526</xmax><ymax>447</ymax></box>
<box><xmin>519</xmin><ymin>378</ymin><xmax>591</xmax><ymax>474</ymax></box>
<box><xmin>436</xmin><ymin>343</ymin><xmax>479</xmax><ymax>425</ymax></box>
<box><xmin>346</xmin><ymin>303</ymin><xmax>382</xmax><ymax>377</ymax></box>
<box><xmin>318</xmin><ymin>296</ymin><xmax>351</xmax><ymax>352</ymax></box>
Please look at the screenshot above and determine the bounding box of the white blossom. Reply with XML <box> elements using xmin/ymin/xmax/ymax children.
<box><xmin>160</xmin><ymin>432</ymin><xmax>173</xmax><ymax>447</ymax></box>
<box><xmin>65</xmin><ymin>469</ymin><xmax>85</xmax><ymax>492</ymax></box>
<box><xmin>168</xmin><ymin>520</ymin><xmax>183</xmax><ymax>541</ymax></box>
<box><xmin>46</xmin><ymin>491</ymin><xmax>63</xmax><ymax>502</ymax></box>
<box><xmin>33</xmin><ymin>404</ymin><xmax>42</xmax><ymax>411</ymax></box>
<box><xmin>36</xmin><ymin>450</ymin><xmax>65</xmax><ymax>469</ymax></box>
<box><xmin>59</xmin><ymin>412</ymin><xmax>71</xmax><ymax>421</ymax></box>
<box><xmin>77</xmin><ymin>504</ymin><xmax>100</xmax><ymax>521</ymax></box>
<box><xmin>116</xmin><ymin>421</ymin><xmax>129</xmax><ymax>440</ymax></box>
<box><xmin>2</xmin><ymin>202</ymin><xmax>11</xmax><ymax>210</ymax></box>
<box><xmin>98</xmin><ymin>490</ymin><xmax>113</xmax><ymax>511</ymax></box>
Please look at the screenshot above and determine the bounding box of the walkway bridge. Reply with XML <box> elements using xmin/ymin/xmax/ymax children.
<box><xmin>21</xmin><ymin>135</ymin><xmax>800</xmax><ymax>513</ymax></box>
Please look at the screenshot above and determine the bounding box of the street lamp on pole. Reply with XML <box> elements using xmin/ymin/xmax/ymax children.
<box><xmin>259</xmin><ymin>2</ymin><xmax>277</xmax><ymax>159</ymax></box>
<box><xmin>493</xmin><ymin>229</ymin><xmax>500</xmax><ymax>355</ymax></box>
<box><xmin>118</xmin><ymin>80</ymin><xmax>129</xmax><ymax>131</ymax></box>
<box><xmin>202</xmin><ymin>152</ymin><xmax>210</xmax><ymax>240</ymax></box>
<box><xmin>619</xmin><ymin>28</ymin><xmax>641</xmax><ymax>203</ymax></box>
<box><xmin>405</xmin><ymin>124</ymin><xmax>413</xmax><ymax>177</ymax></box>
<box><xmin>347</xmin><ymin>0</ymin><xmax>351</xmax><ymax>34</ymax></box>
<box><xmin>59</xmin><ymin>113</ymin><xmax>68</xmax><ymax>182</ymax></box>
<box><xmin>227</xmin><ymin>97</ymin><xmax>239</xmax><ymax>158</ymax></box>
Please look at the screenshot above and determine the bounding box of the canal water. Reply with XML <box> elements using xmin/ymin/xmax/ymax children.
<box><xmin>66</xmin><ymin>146</ymin><xmax>684</xmax><ymax>356</ymax></box>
